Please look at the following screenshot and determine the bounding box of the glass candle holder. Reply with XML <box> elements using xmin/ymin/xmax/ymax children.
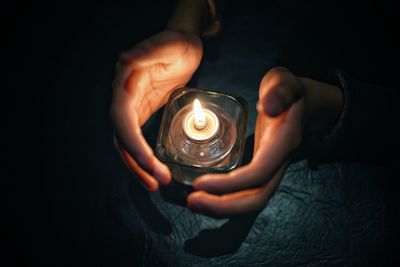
<box><xmin>155</xmin><ymin>87</ymin><xmax>248</xmax><ymax>185</ymax></box>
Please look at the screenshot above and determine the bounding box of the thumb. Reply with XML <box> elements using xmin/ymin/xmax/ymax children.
<box><xmin>259</xmin><ymin>67</ymin><xmax>303</xmax><ymax>117</ymax></box>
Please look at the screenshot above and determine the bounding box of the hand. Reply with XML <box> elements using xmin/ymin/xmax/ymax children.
<box><xmin>111</xmin><ymin>30</ymin><xmax>203</xmax><ymax>191</ymax></box>
<box><xmin>187</xmin><ymin>67</ymin><xmax>343</xmax><ymax>217</ymax></box>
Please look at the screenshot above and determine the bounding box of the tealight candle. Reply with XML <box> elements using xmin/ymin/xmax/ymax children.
<box><xmin>183</xmin><ymin>99</ymin><xmax>219</xmax><ymax>142</ymax></box>
<box><xmin>156</xmin><ymin>87</ymin><xmax>248</xmax><ymax>185</ymax></box>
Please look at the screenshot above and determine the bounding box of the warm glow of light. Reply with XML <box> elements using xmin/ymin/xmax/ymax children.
<box><xmin>183</xmin><ymin>99</ymin><xmax>219</xmax><ymax>141</ymax></box>
<box><xmin>193</xmin><ymin>99</ymin><xmax>207</xmax><ymax>130</ymax></box>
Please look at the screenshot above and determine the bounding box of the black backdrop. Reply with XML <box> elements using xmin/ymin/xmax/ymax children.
<box><xmin>6</xmin><ymin>0</ymin><xmax>400</xmax><ymax>266</ymax></box>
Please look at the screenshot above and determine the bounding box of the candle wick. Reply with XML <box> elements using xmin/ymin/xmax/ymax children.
<box><xmin>194</xmin><ymin>118</ymin><xmax>208</xmax><ymax>130</ymax></box>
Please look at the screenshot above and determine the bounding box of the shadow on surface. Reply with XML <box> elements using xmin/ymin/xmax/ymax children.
<box><xmin>139</xmin><ymin>106</ymin><xmax>259</xmax><ymax>257</ymax></box>
<box><xmin>128</xmin><ymin>179</ymin><xmax>173</xmax><ymax>235</ymax></box>
<box><xmin>160</xmin><ymin>136</ymin><xmax>258</xmax><ymax>258</ymax></box>
<box><xmin>183</xmin><ymin>212</ymin><xmax>259</xmax><ymax>258</ymax></box>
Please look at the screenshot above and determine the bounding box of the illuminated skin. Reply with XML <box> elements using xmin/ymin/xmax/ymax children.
<box><xmin>188</xmin><ymin>67</ymin><xmax>343</xmax><ymax>217</ymax></box>
<box><xmin>111</xmin><ymin>0</ymin><xmax>344</xmax><ymax>216</ymax></box>
<box><xmin>111</xmin><ymin>0</ymin><xmax>210</xmax><ymax>192</ymax></box>
<box><xmin>111</xmin><ymin>31</ymin><xmax>203</xmax><ymax>191</ymax></box>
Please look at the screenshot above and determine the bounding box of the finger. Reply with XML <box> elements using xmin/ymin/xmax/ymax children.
<box><xmin>114</xmin><ymin>138</ymin><xmax>159</xmax><ymax>192</ymax></box>
<box><xmin>118</xmin><ymin>46</ymin><xmax>147</xmax><ymax>64</ymax></box>
<box><xmin>259</xmin><ymin>67</ymin><xmax>303</xmax><ymax>117</ymax></box>
<box><xmin>193</xmin><ymin>123</ymin><xmax>292</xmax><ymax>194</ymax></box>
<box><xmin>253</xmin><ymin>111</ymin><xmax>267</xmax><ymax>152</ymax></box>
<box><xmin>118</xmin><ymin>32</ymin><xmax>201</xmax><ymax>69</ymax></box>
<box><xmin>111</xmin><ymin>108</ymin><xmax>172</xmax><ymax>186</ymax></box>
<box><xmin>193</xmin><ymin>164</ymin><xmax>266</xmax><ymax>195</ymax></box>
<box><xmin>111</xmin><ymin>61</ymin><xmax>171</xmax><ymax>186</ymax></box>
<box><xmin>188</xmin><ymin>165</ymin><xmax>287</xmax><ymax>217</ymax></box>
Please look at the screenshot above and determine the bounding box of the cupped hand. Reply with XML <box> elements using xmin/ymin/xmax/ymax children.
<box><xmin>187</xmin><ymin>67</ymin><xmax>306</xmax><ymax>217</ymax></box>
<box><xmin>111</xmin><ymin>30</ymin><xmax>203</xmax><ymax>191</ymax></box>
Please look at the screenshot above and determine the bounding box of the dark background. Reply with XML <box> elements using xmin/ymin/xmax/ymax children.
<box><xmin>5</xmin><ymin>0</ymin><xmax>399</xmax><ymax>266</ymax></box>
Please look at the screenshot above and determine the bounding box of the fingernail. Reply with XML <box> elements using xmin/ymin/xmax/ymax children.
<box><xmin>192</xmin><ymin>176</ymin><xmax>208</xmax><ymax>189</ymax></box>
<box><xmin>265</xmin><ymin>93</ymin><xmax>284</xmax><ymax>116</ymax></box>
<box><xmin>118</xmin><ymin>52</ymin><xmax>132</xmax><ymax>64</ymax></box>
<box><xmin>187</xmin><ymin>197</ymin><xmax>204</xmax><ymax>211</ymax></box>
<box><xmin>147</xmin><ymin>185</ymin><xmax>158</xmax><ymax>192</ymax></box>
<box><xmin>154</xmin><ymin>164</ymin><xmax>171</xmax><ymax>184</ymax></box>
<box><xmin>144</xmin><ymin>180</ymin><xmax>158</xmax><ymax>192</ymax></box>
<box><xmin>119</xmin><ymin>49</ymin><xmax>144</xmax><ymax>64</ymax></box>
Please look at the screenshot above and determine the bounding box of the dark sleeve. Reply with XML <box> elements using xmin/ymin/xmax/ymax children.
<box><xmin>306</xmin><ymin>71</ymin><xmax>400</xmax><ymax>166</ymax></box>
<box><xmin>202</xmin><ymin>0</ymin><xmax>224</xmax><ymax>37</ymax></box>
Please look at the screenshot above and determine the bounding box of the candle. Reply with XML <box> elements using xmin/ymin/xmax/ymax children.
<box><xmin>183</xmin><ymin>98</ymin><xmax>219</xmax><ymax>142</ymax></box>
<box><xmin>155</xmin><ymin>87</ymin><xmax>247</xmax><ymax>185</ymax></box>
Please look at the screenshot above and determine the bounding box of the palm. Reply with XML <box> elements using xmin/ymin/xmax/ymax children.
<box><xmin>111</xmin><ymin>31</ymin><xmax>203</xmax><ymax>191</ymax></box>
<box><xmin>122</xmin><ymin>31</ymin><xmax>203</xmax><ymax>126</ymax></box>
<box><xmin>188</xmin><ymin>68</ymin><xmax>306</xmax><ymax>216</ymax></box>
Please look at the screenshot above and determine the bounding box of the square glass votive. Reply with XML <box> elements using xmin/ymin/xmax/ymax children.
<box><xmin>155</xmin><ymin>87</ymin><xmax>248</xmax><ymax>185</ymax></box>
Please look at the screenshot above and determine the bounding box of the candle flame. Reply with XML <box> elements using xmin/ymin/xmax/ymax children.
<box><xmin>193</xmin><ymin>99</ymin><xmax>206</xmax><ymax>129</ymax></box>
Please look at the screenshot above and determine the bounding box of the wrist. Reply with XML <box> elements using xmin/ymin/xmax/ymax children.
<box><xmin>166</xmin><ymin>0</ymin><xmax>212</xmax><ymax>37</ymax></box>
<box><xmin>298</xmin><ymin>77</ymin><xmax>344</xmax><ymax>135</ymax></box>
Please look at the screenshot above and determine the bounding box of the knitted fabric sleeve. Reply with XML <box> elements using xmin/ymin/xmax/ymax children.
<box><xmin>202</xmin><ymin>0</ymin><xmax>223</xmax><ymax>37</ymax></box>
<box><xmin>306</xmin><ymin>70</ymin><xmax>399</xmax><ymax>167</ymax></box>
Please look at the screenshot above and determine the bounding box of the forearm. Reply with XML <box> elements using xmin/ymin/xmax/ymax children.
<box><xmin>298</xmin><ymin>77</ymin><xmax>344</xmax><ymax>135</ymax></box>
<box><xmin>166</xmin><ymin>0</ymin><xmax>212</xmax><ymax>36</ymax></box>
<box><xmin>300</xmin><ymin>72</ymin><xmax>399</xmax><ymax>164</ymax></box>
